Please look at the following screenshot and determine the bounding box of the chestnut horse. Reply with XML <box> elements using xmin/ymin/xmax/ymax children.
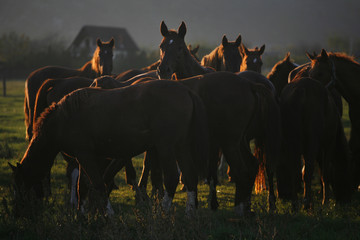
<box><xmin>309</xmin><ymin>49</ymin><xmax>360</xmax><ymax>189</ymax></box>
<box><xmin>11</xmin><ymin>80</ymin><xmax>209</xmax><ymax>215</ymax></box>
<box><xmin>157</xmin><ymin>21</ymin><xmax>214</xmax><ymax>79</ymax></box>
<box><xmin>201</xmin><ymin>35</ymin><xmax>242</xmax><ymax>72</ymax></box>
<box><xmin>240</xmin><ymin>43</ymin><xmax>265</xmax><ymax>73</ymax></box>
<box><xmin>24</xmin><ymin>38</ymin><xmax>114</xmax><ymax>140</ymax></box>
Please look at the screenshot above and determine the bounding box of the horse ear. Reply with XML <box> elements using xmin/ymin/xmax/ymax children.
<box><xmin>97</xmin><ymin>38</ymin><xmax>102</xmax><ymax>47</ymax></box>
<box><xmin>320</xmin><ymin>49</ymin><xmax>329</xmax><ymax>60</ymax></box>
<box><xmin>109</xmin><ymin>38</ymin><xmax>115</xmax><ymax>48</ymax></box>
<box><xmin>222</xmin><ymin>35</ymin><xmax>229</xmax><ymax>47</ymax></box>
<box><xmin>193</xmin><ymin>44</ymin><xmax>200</xmax><ymax>54</ymax></box>
<box><xmin>240</xmin><ymin>43</ymin><xmax>249</xmax><ymax>55</ymax></box>
<box><xmin>259</xmin><ymin>44</ymin><xmax>265</xmax><ymax>55</ymax></box>
<box><xmin>306</xmin><ymin>51</ymin><xmax>316</xmax><ymax>60</ymax></box>
<box><xmin>160</xmin><ymin>21</ymin><xmax>169</xmax><ymax>37</ymax></box>
<box><xmin>285</xmin><ymin>52</ymin><xmax>291</xmax><ymax>61</ymax></box>
<box><xmin>178</xmin><ymin>21</ymin><xmax>187</xmax><ymax>39</ymax></box>
<box><xmin>235</xmin><ymin>34</ymin><xmax>242</xmax><ymax>47</ymax></box>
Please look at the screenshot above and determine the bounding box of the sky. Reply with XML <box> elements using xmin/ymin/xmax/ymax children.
<box><xmin>1</xmin><ymin>0</ymin><xmax>359</xmax><ymax>50</ymax></box>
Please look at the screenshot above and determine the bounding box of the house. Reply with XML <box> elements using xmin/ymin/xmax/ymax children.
<box><xmin>69</xmin><ymin>25</ymin><xmax>139</xmax><ymax>58</ymax></box>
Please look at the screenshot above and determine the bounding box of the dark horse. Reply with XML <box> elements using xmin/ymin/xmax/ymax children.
<box><xmin>201</xmin><ymin>35</ymin><xmax>242</xmax><ymax>72</ymax></box>
<box><xmin>278</xmin><ymin>77</ymin><xmax>352</xmax><ymax>209</ymax></box>
<box><xmin>267</xmin><ymin>52</ymin><xmax>298</xmax><ymax>98</ymax></box>
<box><xmin>24</xmin><ymin>38</ymin><xmax>114</xmax><ymax>140</ymax></box>
<box><xmin>10</xmin><ymin>80</ymin><xmax>209</xmax><ymax>215</ymax></box>
<box><xmin>240</xmin><ymin>43</ymin><xmax>265</xmax><ymax>73</ymax></box>
<box><xmin>115</xmin><ymin>44</ymin><xmax>201</xmax><ymax>82</ymax></box>
<box><xmin>144</xmin><ymin>21</ymin><xmax>281</xmax><ymax>215</ymax></box>
<box><xmin>309</xmin><ymin>49</ymin><xmax>360</xmax><ymax>189</ymax></box>
<box><xmin>157</xmin><ymin>21</ymin><xmax>213</xmax><ymax>79</ymax></box>
<box><xmin>33</xmin><ymin>77</ymin><xmax>123</xmax><ymax>208</ymax></box>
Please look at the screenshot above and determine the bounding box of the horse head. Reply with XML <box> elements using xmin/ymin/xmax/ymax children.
<box><xmin>308</xmin><ymin>49</ymin><xmax>334</xmax><ymax>87</ymax></box>
<box><xmin>157</xmin><ymin>21</ymin><xmax>188</xmax><ymax>79</ymax></box>
<box><xmin>95</xmin><ymin>38</ymin><xmax>115</xmax><ymax>76</ymax></box>
<box><xmin>267</xmin><ymin>52</ymin><xmax>297</xmax><ymax>95</ymax></box>
<box><xmin>8</xmin><ymin>162</ymin><xmax>42</xmax><ymax>215</ymax></box>
<box><xmin>240</xmin><ymin>43</ymin><xmax>265</xmax><ymax>73</ymax></box>
<box><xmin>221</xmin><ymin>34</ymin><xmax>242</xmax><ymax>72</ymax></box>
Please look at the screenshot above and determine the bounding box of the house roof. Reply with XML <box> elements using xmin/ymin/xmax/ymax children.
<box><xmin>70</xmin><ymin>25</ymin><xmax>139</xmax><ymax>52</ymax></box>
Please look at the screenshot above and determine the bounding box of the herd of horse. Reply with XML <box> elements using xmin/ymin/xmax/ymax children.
<box><xmin>9</xmin><ymin>21</ymin><xmax>360</xmax><ymax>217</ymax></box>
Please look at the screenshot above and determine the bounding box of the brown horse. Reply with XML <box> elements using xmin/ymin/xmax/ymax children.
<box><xmin>142</xmin><ymin>44</ymin><xmax>200</xmax><ymax>72</ymax></box>
<box><xmin>135</xmin><ymin>70</ymin><xmax>281</xmax><ymax>215</ymax></box>
<box><xmin>24</xmin><ymin>38</ymin><xmax>114</xmax><ymax>140</ymax></box>
<box><xmin>157</xmin><ymin>21</ymin><xmax>214</xmax><ymax>79</ymax></box>
<box><xmin>10</xmin><ymin>80</ymin><xmax>209</xmax><ymax>215</ymax></box>
<box><xmin>201</xmin><ymin>35</ymin><xmax>242</xmax><ymax>72</ymax></box>
<box><xmin>116</xmin><ymin>44</ymin><xmax>201</xmax><ymax>82</ymax></box>
<box><xmin>308</xmin><ymin>49</ymin><xmax>360</xmax><ymax>189</ymax></box>
<box><xmin>278</xmin><ymin>77</ymin><xmax>352</xmax><ymax>209</ymax></box>
<box><xmin>240</xmin><ymin>43</ymin><xmax>265</xmax><ymax>73</ymax></box>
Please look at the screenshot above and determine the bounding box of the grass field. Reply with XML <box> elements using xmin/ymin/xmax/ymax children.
<box><xmin>0</xmin><ymin>79</ymin><xmax>359</xmax><ymax>240</ymax></box>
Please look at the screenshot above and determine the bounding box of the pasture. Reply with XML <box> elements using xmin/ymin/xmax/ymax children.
<box><xmin>0</xmin><ymin>80</ymin><xmax>359</xmax><ymax>240</ymax></box>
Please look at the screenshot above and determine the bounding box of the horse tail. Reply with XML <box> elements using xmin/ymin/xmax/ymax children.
<box><xmin>251</xmin><ymin>83</ymin><xmax>282</xmax><ymax>193</ymax></box>
<box><xmin>188</xmin><ymin>90</ymin><xmax>209</xmax><ymax>178</ymax></box>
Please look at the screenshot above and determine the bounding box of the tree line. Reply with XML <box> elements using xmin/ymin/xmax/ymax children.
<box><xmin>0</xmin><ymin>32</ymin><xmax>359</xmax><ymax>79</ymax></box>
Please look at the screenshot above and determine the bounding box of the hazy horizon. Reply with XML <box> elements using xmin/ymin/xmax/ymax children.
<box><xmin>1</xmin><ymin>0</ymin><xmax>360</xmax><ymax>51</ymax></box>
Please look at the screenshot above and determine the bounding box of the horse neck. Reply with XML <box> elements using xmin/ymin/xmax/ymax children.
<box><xmin>20</xmin><ymin>136</ymin><xmax>58</xmax><ymax>185</ymax></box>
<box><xmin>202</xmin><ymin>47</ymin><xmax>223</xmax><ymax>71</ymax></box>
<box><xmin>78</xmin><ymin>61</ymin><xmax>98</xmax><ymax>79</ymax></box>
<box><xmin>176</xmin><ymin>50</ymin><xmax>208</xmax><ymax>79</ymax></box>
<box><xmin>333</xmin><ymin>57</ymin><xmax>360</xmax><ymax>104</ymax></box>
<box><xmin>79</xmin><ymin>49</ymin><xmax>101</xmax><ymax>78</ymax></box>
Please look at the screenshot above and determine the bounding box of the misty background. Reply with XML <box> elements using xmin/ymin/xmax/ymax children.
<box><xmin>1</xmin><ymin>0</ymin><xmax>360</xmax><ymax>77</ymax></box>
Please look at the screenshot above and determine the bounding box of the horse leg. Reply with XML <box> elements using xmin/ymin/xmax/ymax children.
<box><xmin>158</xmin><ymin>150</ymin><xmax>179</xmax><ymax>212</ymax></box>
<box><xmin>76</xmin><ymin>154</ymin><xmax>110</xmax><ymax>215</ymax></box>
<box><xmin>266</xmin><ymin>162</ymin><xmax>276</xmax><ymax>212</ymax></box>
<box><xmin>223</xmin><ymin>141</ymin><xmax>257</xmax><ymax>216</ymax></box>
<box><xmin>176</xmin><ymin>144</ymin><xmax>199</xmax><ymax>215</ymax></box>
<box><xmin>348</xmin><ymin>106</ymin><xmax>360</xmax><ymax>188</ymax></box>
<box><xmin>302</xmin><ymin>145</ymin><xmax>318</xmax><ymax>210</ymax></box>
<box><xmin>208</xmin><ymin>143</ymin><xmax>220</xmax><ymax>210</ymax></box>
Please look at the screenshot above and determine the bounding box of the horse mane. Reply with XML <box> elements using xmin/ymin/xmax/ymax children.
<box><xmin>201</xmin><ymin>46</ymin><xmax>223</xmax><ymax>70</ymax></box>
<box><xmin>91</xmin><ymin>47</ymin><xmax>101</xmax><ymax>73</ymax></box>
<box><xmin>328</xmin><ymin>52</ymin><xmax>359</xmax><ymax>66</ymax></box>
<box><xmin>267</xmin><ymin>57</ymin><xmax>288</xmax><ymax>79</ymax></box>
<box><xmin>32</xmin><ymin>102</ymin><xmax>58</xmax><ymax>138</ymax></box>
<box><xmin>77</xmin><ymin>46</ymin><xmax>101</xmax><ymax>77</ymax></box>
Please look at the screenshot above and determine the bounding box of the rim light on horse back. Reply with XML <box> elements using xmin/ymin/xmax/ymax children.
<box><xmin>12</xmin><ymin>80</ymin><xmax>209</xmax><ymax>215</ymax></box>
<box><xmin>24</xmin><ymin>38</ymin><xmax>114</xmax><ymax>140</ymax></box>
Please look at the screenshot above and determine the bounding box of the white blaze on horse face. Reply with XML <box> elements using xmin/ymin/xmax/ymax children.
<box><xmin>253</xmin><ymin>58</ymin><xmax>258</xmax><ymax>64</ymax></box>
<box><xmin>162</xmin><ymin>190</ymin><xmax>173</xmax><ymax>212</ymax></box>
<box><xmin>169</xmin><ymin>39</ymin><xmax>174</xmax><ymax>45</ymax></box>
<box><xmin>70</xmin><ymin>168</ymin><xmax>79</xmax><ymax>207</ymax></box>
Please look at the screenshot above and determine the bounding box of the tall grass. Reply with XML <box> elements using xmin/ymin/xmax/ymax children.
<box><xmin>0</xmin><ymin>80</ymin><xmax>359</xmax><ymax>240</ymax></box>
